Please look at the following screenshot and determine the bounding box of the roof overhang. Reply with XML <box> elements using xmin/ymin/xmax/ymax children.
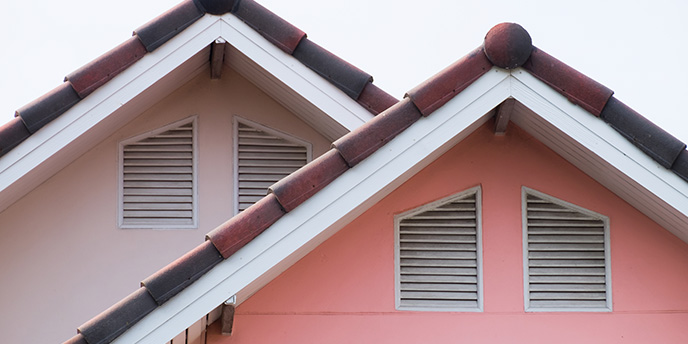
<box><xmin>110</xmin><ymin>66</ymin><xmax>688</xmax><ymax>343</ymax></box>
<box><xmin>0</xmin><ymin>13</ymin><xmax>374</xmax><ymax>213</ymax></box>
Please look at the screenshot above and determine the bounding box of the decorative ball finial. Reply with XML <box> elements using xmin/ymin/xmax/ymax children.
<box><xmin>483</xmin><ymin>23</ymin><xmax>533</xmax><ymax>69</ymax></box>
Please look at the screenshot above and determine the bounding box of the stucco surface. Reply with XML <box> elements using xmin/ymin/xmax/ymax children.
<box><xmin>213</xmin><ymin>121</ymin><xmax>688</xmax><ymax>343</ymax></box>
<box><xmin>0</xmin><ymin>67</ymin><xmax>330</xmax><ymax>344</ymax></box>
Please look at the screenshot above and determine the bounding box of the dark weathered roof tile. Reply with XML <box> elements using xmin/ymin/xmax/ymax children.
<box><xmin>269</xmin><ymin>149</ymin><xmax>349</xmax><ymax>212</ymax></box>
<box><xmin>406</xmin><ymin>47</ymin><xmax>492</xmax><ymax>116</ymax></box>
<box><xmin>0</xmin><ymin>118</ymin><xmax>31</xmax><ymax>157</ymax></box>
<box><xmin>672</xmin><ymin>150</ymin><xmax>688</xmax><ymax>182</ymax></box>
<box><xmin>234</xmin><ymin>0</ymin><xmax>306</xmax><ymax>54</ymax></box>
<box><xmin>523</xmin><ymin>47</ymin><xmax>613</xmax><ymax>116</ymax></box>
<box><xmin>77</xmin><ymin>288</ymin><xmax>157</xmax><ymax>344</ymax></box>
<box><xmin>207</xmin><ymin>193</ymin><xmax>286</xmax><ymax>258</ymax></box>
<box><xmin>601</xmin><ymin>97</ymin><xmax>686</xmax><ymax>168</ymax></box>
<box><xmin>334</xmin><ymin>98</ymin><xmax>422</xmax><ymax>167</ymax></box>
<box><xmin>193</xmin><ymin>0</ymin><xmax>237</xmax><ymax>15</ymax></box>
<box><xmin>357</xmin><ymin>82</ymin><xmax>399</xmax><ymax>115</ymax></box>
<box><xmin>134</xmin><ymin>0</ymin><xmax>204</xmax><ymax>52</ymax></box>
<box><xmin>15</xmin><ymin>82</ymin><xmax>80</xmax><ymax>133</ymax></box>
<box><xmin>141</xmin><ymin>240</ymin><xmax>223</xmax><ymax>305</ymax></box>
<box><xmin>66</xmin><ymin>37</ymin><xmax>147</xmax><ymax>98</ymax></box>
<box><xmin>292</xmin><ymin>38</ymin><xmax>373</xmax><ymax>99</ymax></box>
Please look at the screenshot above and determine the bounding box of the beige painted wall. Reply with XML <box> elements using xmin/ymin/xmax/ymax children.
<box><xmin>0</xmin><ymin>67</ymin><xmax>331</xmax><ymax>343</ymax></box>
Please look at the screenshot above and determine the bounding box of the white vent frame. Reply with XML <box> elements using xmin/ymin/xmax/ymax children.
<box><xmin>118</xmin><ymin>116</ymin><xmax>199</xmax><ymax>229</ymax></box>
<box><xmin>522</xmin><ymin>187</ymin><xmax>612</xmax><ymax>312</ymax></box>
<box><xmin>394</xmin><ymin>186</ymin><xmax>483</xmax><ymax>312</ymax></box>
<box><xmin>233</xmin><ymin>116</ymin><xmax>312</xmax><ymax>214</ymax></box>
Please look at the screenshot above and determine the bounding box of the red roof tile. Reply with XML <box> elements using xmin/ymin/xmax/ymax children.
<box><xmin>333</xmin><ymin>98</ymin><xmax>422</xmax><ymax>167</ymax></box>
<box><xmin>522</xmin><ymin>47</ymin><xmax>613</xmax><ymax>116</ymax></box>
<box><xmin>66</xmin><ymin>37</ymin><xmax>147</xmax><ymax>98</ymax></box>
<box><xmin>207</xmin><ymin>193</ymin><xmax>286</xmax><ymax>258</ymax></box>
<box><xmin>134</xmin><ymin>0</ymin><xmax>204</xmax><ymax>52</ymax></box>
<box><xmin>269</xmin><ymin>149</ymin><xmax>350</xmax><ymax>212</ymax></box>
<box><xmin>406</xmin><ymin>47</ymin><xmax>492</xmax><ymax>116</ymax></box>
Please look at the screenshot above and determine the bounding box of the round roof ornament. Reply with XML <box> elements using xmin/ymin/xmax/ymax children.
<box><xmin>483</xmin><ymin>23</ymin><xmax>533</xmax><ymax>69</ymax></box>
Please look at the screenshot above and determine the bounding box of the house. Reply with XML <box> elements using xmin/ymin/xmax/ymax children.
<box><xmin>0</xmin><ymin>1</ymin><xmax>396</xmax><ymax>343</ymax></box>
<box><xmin>1</xmin><ymin>1</ymin><xmax>688</xmax><ymax>344</ymax></box>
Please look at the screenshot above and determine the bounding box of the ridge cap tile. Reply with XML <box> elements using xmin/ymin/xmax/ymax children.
<box><xmin>406</xmin><ymin>47</ymin><xmax>492</xmax><ymax>116</ymax></box>
<box><xmin>671</xmin><ymin>150</ymin><xmax>688</xmax><ymax>182</ymax></box>
<box><xmin>333</xmin><ymin>98</ymin><xmax>421</xmax><ymax>167</ymax></box>
<box><xmin>15</xmin><ymin>82</ymin><xmax>80</xmax><ymax>134</ymax></box>
<box><xmin>0</xmin><ymin>117</ymin><xmax>31</xmax><ymax>157</ymax></box>
<box><xmin>141</xmin><ymin>240</ymin><xmax>223</xmax><ymax>305</ymax></box>
<box><xmin>66</xmin><ymin>36</ymin><xmax>147</xmax><ymax>98</ymax></box>
<box><xmin>292</xmin><ymin>38</ymin><xmax>373</xmax><ymax>99</ymax></box>
<box><xmin>522</xmin><ymin>46</ymin><xmax>613</xmax><ymax>116</ymax></box>
<box><xmin>233</xmin><ymin>0</ymin><xmax>306</xmax><ymax>54</ymax></box>
<box><xmin>357</xmin><ymin>82</ymin><xmax>399</xmax><ymax>115</ymax></box>
<box><xmin>601</xmin><ymin>96</ymin><xmax>686</xmax><ymax>168</ymax></box>
<box><xmin>134</xmin><ymin>0</ymin><xmax>204</xmax><ymax>52</ymax></box>
<box><xmin>193</xmin><ymin>0</ymin><xmax>237</xmax><ymax>15</ymax></box>
<box><xmin>207</xmin><ymin>193</ymin><xmax>286</xmax><ymax>258</ymax></box>
<box><xmin>77</xmin><ymin>287</ymin><xmax>157</xmax><ymax>344</ymax></box>
<box><xmin>269</xmin><ymin>148</ymin><xmax>349</xmax><ymax>212</ymax></box>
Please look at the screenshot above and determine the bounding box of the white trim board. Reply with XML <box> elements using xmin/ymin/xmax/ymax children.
<box><xmin>0</xmin><ymin>12</ymin><xmax>374</xmax><ymax>213</ymax></box>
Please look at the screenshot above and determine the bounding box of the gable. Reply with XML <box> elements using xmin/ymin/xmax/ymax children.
<box><xmin>0</xmin><ymin>1</ymin><xmax>398</xmax><ymax>214</ymax></box>
<box><xmin>222</xmin><ymin>122</ymin><xmax>688</xmax><ymax>343</ymax></box>
<box><xmin>0</xmin><ymin>66</ymin><xmax>333</xmax><ymax>344</ymax></box>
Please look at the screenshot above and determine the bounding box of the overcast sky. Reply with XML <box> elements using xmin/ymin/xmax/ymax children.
<box><xmin>1</xmin><ymin>0</ymin><xmax>686</xmax><ymax>143</ymax></box>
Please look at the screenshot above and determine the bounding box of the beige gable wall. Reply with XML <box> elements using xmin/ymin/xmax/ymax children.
<box><xmin>0</xmin><ymin>67</ymin><xmax>331</xmax><ymax>344</ymax></box>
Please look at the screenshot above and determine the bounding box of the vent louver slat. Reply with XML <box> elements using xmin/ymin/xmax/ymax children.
<box><xmin>397</xmin><ymin>190</ymin><xmax>481</xmax><ymax>311</ymax></box>
<box><xmin>524</xmin><ymin>191</ymin><xmax>610</xmax><ymax>310</ymax></box>
<box><xmin>121</xmin><ymin>120</ymin><xmax>195</xmax><ymax>227</ymax></box>
<box><xmin>236</xmin><ymin>121</ymin><xmax>310</xmax><ymax>212</ymax></box>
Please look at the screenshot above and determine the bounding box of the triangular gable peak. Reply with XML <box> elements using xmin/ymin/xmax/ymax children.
<box><xmin>0</xmin><ymin>0</ymin><xmax>397</xmax><ymax>213</ymax></box>
<box><xmin>65</xmin><ymin>23</ymin><xmax>688</xmax><ymax>344</ymax></box>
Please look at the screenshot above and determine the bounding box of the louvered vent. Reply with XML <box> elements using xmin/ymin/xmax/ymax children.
<box><xmin>524</xmin><ymin>190</ymin><xmax>610</xmax><ymax>310</ymax></box>
<box><xmin>236</xmin><ymin>120</ymin><xmax>310</xmax><ymax>212</ymax></box>
<box><xmin>120</xmin><ymin>119</ymin><xmax>196</xmax><ymax>228</ymax></box>
<box><xmin>396</xmin><ymin>189</ymin><xmax>482</xmax><ymax>311</ymax></box>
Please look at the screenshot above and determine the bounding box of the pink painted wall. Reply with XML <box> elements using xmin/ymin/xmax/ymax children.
<box><xmin>0</xmin><ymin>67</ymin><xmax>331</xmax><ymax>344</ymax></box>
<box><xmin>210</xmin><ymin>122</ymin><xmax>688</xmax><ymax>343</ymax></box>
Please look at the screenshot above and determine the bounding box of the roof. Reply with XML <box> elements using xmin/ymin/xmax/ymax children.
<box><xmin>0</xmin><ymin>0</ymin><xmax>396</xmax><ymax>158</ymax></box>
<box><xmin>56</xmin><ymin>17</ymin><xmax>688</xmax><ymax>343</ymax></box>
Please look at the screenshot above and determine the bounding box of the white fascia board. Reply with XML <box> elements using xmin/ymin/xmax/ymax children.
<box><xmin>0</xmin><ymin>16</ymin><xmax>222</xmax><ymax>197</ymax></box>
<box><xmin>217</xmin><ymin>14</ymin><xmax>374</xmax><ymax>131</ymax></box>
<box><xmin>112</xmin><ymin>67</ymin><xmax>511</xmax><ymax>344</ymax></box>
<box><xmin>510</xmin><ymin>69</ymin><xmax>688</xmax><ymax>237</ymax></box>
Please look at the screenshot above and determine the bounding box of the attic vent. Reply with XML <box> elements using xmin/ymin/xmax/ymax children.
<box><xmin>395</xmin><ymin>187</ymin><xmax>482</xmax><ymax>311</ymax></box>
<box><xmin>235</xmin><ymin>118</ymin><xmax>311</xmax><ymax>212</ymax></box>
<box><xmin>119</xmin><ymin>117</ymin><xmax>197</xmax><ymax>229</ymax></box>
<box><xmin>523</xmin><ymin>188</ymin><xmax>611</xmax><ymax>311</ymax></box>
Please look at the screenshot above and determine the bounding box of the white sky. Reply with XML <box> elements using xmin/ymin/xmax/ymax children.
<box><xmin>1</xmin><ymin>0</ymin><xmax>686</xmax><ymax>143</ymax></box>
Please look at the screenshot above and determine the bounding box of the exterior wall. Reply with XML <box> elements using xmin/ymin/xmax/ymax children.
<box><xmin>208</xmin><ymin>122</ymin><xmax>688</xmax><ymax>343</ymax></box>
<box><xmin>0</xmin><ymin>68</ymin><xmax>331</xmax><ymax>343</ymax></box>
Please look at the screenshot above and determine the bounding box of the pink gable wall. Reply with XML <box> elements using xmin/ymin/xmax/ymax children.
<box><xmin>208</xmin><ymin>121</ymin><xmax>688</xmax><ymax>343</ymax></box>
